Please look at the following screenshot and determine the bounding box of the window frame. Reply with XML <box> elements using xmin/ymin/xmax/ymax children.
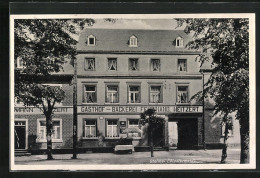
<box><xmin>176</xmin><ymin>85</ymin><xmax>189</xmax><ymax>104</ymax></box>
<box><xmin>36</xmin><ymin>118</ymin><xmax>63</xmax><ymax>143</ymax></box>
<box><xmin>177</xmin><ymin>59</ymin><xmax>187</xmax><ymax>72</ymax></box>
<box><xmin>176</xmin><ymin>36</ymin><xmax>184</xmax><ymax>47</ymax></box>
<box><xmin>82</xmin><ymin>84</ymin><xmax>97</xmax><ymax>104</ymax></box>
<box><xmin>129</xmin><ymin>35</ymin><xmax>138</xmax><ymax>47</ymax></box>
<box><xmin>150</xmin><ymin>58</ymin><xmax>161</xmax><ymax>72</ymax></box>
<box><xmin>149</xmin><ymin>84</ymin><xmax>163</xmax><ymax>104</ymax></box>
<box><xmin>84</xmin><ymin>58</ymin><xmax>96</xmax><ymax>71</ymax></box>
<box><xmin>129</xmin><ymin>58</ymin><xmax>139</xmax><ymax>71</ymax></box>
<box><xmin>83</xmin><ymin>119</ymin><xmax>98</xmax><ymax>139</ymax></box>
<box><xmin>87</xmin><ymin>35</ymin><xmax>96</xmax><ymax>46</ymax></box>
<box><xmin>107</xmin><ymin>58</ymin><xmax>117</xmax><ymax>71</ymax></box>
<box><xmin>127</xmin><ymin>83</ymin><xmax>141</xmax><ymax>104</ymax></box>
<box><xmin>106</xmin><ymin>119</ymin><xmax>119</xmax><ymax>138</ymax></box>
<box><xmin>105</xmin><ymin>84</ymin><xmax>119</xmax><ymax>104</ymax></box>
<box><xmin>127</xmin><ymin>119</ymin><xmax>142</xmax><ymax>139</ymax></box>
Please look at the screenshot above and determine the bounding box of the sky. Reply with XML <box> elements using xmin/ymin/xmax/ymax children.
<box><xmin>85</xmin><ymin>19</ymin><xmax>185</xmax><ymax>30</ymax></box>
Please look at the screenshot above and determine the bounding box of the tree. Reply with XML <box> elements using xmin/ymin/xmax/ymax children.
<box><xmin>14</xmin><ymin>19</ymin><xmax>95</xmax><ymax>160</ymax></box>
<box><xmin>140</xmin><ymin>109</ymin><xmax>164</xmax><ymax>157</ymax></box>
<box><xmin>176</xmin><ymin>18</ymin><xmax>249</xmax><ymax>163</ymax></box>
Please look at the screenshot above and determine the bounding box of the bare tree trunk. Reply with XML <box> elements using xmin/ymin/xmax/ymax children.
<box><xmin>221</xmin><ymin>123</ymin><xmax>228</xmax><ymax>163</ymax></box>
<box><xmin>46</xmin><ymin>114</ymin><xmax>53</xmax><ymax>160</ymax></box>
<box><xmin>240</xmin><ymin>117</ymin><xmax>249</xmax><ymax>164</ymax></box>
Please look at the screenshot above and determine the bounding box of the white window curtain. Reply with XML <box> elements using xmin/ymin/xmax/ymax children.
<box><xmin>150</xmin><ymin>86</ymin><xmax>161</xmax><ymax>103</ymax></box>
<box><xmin>177</xmin><ymin>87</ymin><xmax>188</xmax><ymax>103</ymax></box>
<box><xmin>130</xmin><ymin>58</ymin><xmax>138</xmax><ymax>70</ymax></box>
<box><xmin>85</xmin><ymin>86</ymin><xmax>96</xmax><ymax>103</ymax></box>
<box><xmin>152</xmin><ymin>59</ymin><xmax>160</xmax><ymax>71</ymax></box>
<box><xmin>108</xmin><ymin>59</ymin><xmax>117</xmax><ymax>70</ymax></box>
<box><xmin>86</xmin><ymin>58</ymin><xmax>95</xmax><ymax>70</ymax></box>
<box><xmin>107</xmin><ymin>120</ymin><xmax>118</xmax><ymax>137</ymax></box>
<box><xmin>129</xmin><ymin>86</ymin><xmax>140</xmax><ymax>103</ymax></box>
<box><xmin>178</xmin><ymin>60</ymin><xmax>187</xmax><ymax>71</ymax></box>
<box><xmin>107</xmin><ymin>86</ymin><xmax>118</xmax><ymax>103</ymax></box>
<box><xmin>85</xmin><ymin>120</ymin><xmax>96</xmax><ymax>137</ymax></box>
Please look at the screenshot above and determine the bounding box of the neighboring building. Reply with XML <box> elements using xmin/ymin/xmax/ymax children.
<box><xmin>14</xmin><ymin>28</ymin><xmax>240</xmax><ymax>154</ymax></box>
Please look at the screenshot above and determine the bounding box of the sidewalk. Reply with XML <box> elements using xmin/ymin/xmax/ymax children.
<box><xmin>15</xmin><ymin>149</ymin><xmax>241</xmax><ymax>165</ymax></box>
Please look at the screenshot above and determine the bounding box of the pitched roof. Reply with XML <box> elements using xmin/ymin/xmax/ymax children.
<box><xmin>77</xmin><ymin>28</ymin><xmax>199</xmax><ymax>53</ymax></box>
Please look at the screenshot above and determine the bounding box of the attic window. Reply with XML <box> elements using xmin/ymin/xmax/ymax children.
<box><xmin>129</xmin><ymin>35</ymin><xmax>138</xmax><ymax>47</ymax></box>
<box><xmin>176</xmin><ymin>37</ymin><xmax>183</xmax><ymax>47</ymax></box>
<box><xmin>87</xmin><ymin>35</ymin><xmax>96</xmax><ymax>46</ymax></box>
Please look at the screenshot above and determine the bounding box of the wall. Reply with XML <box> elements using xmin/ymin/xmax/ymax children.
<box><xmin>15</xmin><ymin>114</ymin><xmax>73</xmax><ymax>150</ymax></box>
<box><xmin>76</xmin><ymin>53</ymin><xmax>201</xmax><ymax>76</ymax></box>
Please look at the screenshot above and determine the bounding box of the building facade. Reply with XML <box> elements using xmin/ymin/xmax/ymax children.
<box><xmin>14</xmin><ymin>29</ymin><xmax>240</xmax><ymax>153</ymax></box>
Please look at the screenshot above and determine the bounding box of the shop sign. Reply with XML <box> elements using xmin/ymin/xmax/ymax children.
<box><xmin>14</xmin><ymin>107</ymin><xmax>73</xmax><ymax>114</ymax></box>
<box><xmin>78</xmin><ymin>105</ymin><xmax>203</xmax><ymax>114</ymax></box>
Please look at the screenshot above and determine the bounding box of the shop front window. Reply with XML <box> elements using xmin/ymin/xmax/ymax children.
<box><xmin>84</xmin><ymin>120</ymin><xmax>97</xmax><ymax>138</ymax></box>
<box><xmin>107</xmin><ymin>120</ymin><xmax>118</xmax><ymax>138</ymax></box>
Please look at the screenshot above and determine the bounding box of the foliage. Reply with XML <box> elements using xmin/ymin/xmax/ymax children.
<box><xmin>14</xmin><ymin>19</ymin><xmax>96</xmax><ymax>159</ymax></box>
<box><xmin>140</xmin><ymin>108</ymin><xmax>165</xmax><ymax>129</ymax></box>
<box><xmin>176</xmin><ymin>18</ymin><xmax>249</xmax><ymax>116</ymax></box>
<box><xmin>176</xmin><ymin>18</ymin><xmax>249</xmax><ymax>163</ymax></box>
<box><xmin>140</xmin><ymin>109</ymin><xmax>165</xmax><ymax>157</ymax></box>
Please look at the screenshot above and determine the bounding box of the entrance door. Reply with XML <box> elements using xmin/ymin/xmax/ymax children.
<box><xmin>152</xmin><ymin>122</ymin><xmax>164</xmax><ymax>148</ymax></box>
<box><xmin>177</xmin><ymin>118</ymin><xmax>198</xmax><ymax>149</ymax></box>
<box><xmin>14</xmin><ymin>121</ymin><xmax>26</xmax><ymax>149</ymax></box>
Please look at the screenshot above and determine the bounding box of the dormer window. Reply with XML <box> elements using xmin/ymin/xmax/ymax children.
<box><xmin>176</xmin><ymin>36</ymin><xmax>183</xmax><ymax>47</ymax></box>
<box><xmin>87</xmin><ymin>35</ymin><xmax>96</xmax><ymax>46</ymax></box>
<box><xmin>129</xmin><ymin>35</ymin><xmax>138</xmax><ymax>47</ymax></box>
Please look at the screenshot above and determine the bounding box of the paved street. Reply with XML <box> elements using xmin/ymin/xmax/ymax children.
<box><xmin>15</xmin><ymin>149</ymin><xmax>241</xmax><ymax>165</ymax></box>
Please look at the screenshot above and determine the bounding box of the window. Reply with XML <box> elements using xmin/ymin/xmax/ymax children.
<box><xmin>17</xmin><ymin>57</ymin><xmax>25</xmax><ymax>68</ymax></box>
<box><xmin>176</xmin><ymin>37</ymin><xmax>184</xmax><ymax>47</ymax></box>
<box><xmin>106</xmin><ymin>120</ymin><xmax>119</xmax><ymax>138</ymax></box>
<box><xmin>87</xmin><ymin>35</ymin><xmax>95</xmax><ymax>46</ymax></box>
<box><xmin>129</xmin><ymin>58</ymin><xmax>139</xmax><ymax>71</ymax></box>
<box><xmin>84</xmin><ymin>120</ymin><xmax>97</xmax><ymax>138</ymax></box>
<box><xmin>178</xmin><ymin>59</ymin><xmax>187</xmax><ymax>72</ymax></box>
<box><xmin>128</xmin><ymin>119</ymin><xmax>141</xmax><ymax>138</ymax></box>
<box><xmin>106</xmin><ymin>85</ymin><xmax>119</xmax><ymax>103</ymax></box>
<box><xmin>177</xmin><ymin>86</ymin><xmax>189</xmax><ymax>103</ymax></box>
<box><xmin>85</xmin><ymin>58</ymin><xmax>95</xmax><ymax>71</ymax></box>
<box><xmin>151</xmin><ymin>59</ymin><xmax>160</xmax><ymax>71</ymax></box>
<box><xmin>128</xmin><ymin>85</ymin><xmax>141</xmax><ymax>103</ymax></box>
<box><xmin>37</xmin><ymin>119</ymin><xmax>62</xmax><ymax>142</ymax></box>
<box><xmin>108</xmin><ymin>58</ymin><xmax>117</xmax><ymax>71</ymax></box>
<box><xmin>129</xmin><ymin>35</ymin><xmax>138</xmax><ymax>47</ymax></box>
<box><xmin>83</xmin><ymin>85</ymin><xmax>97</xmax><ymax>103</ymax></box>
<box><xmin>150</xmin><ymin>86</ymin><xmax>163</xmax><ymax>103</ymax></box>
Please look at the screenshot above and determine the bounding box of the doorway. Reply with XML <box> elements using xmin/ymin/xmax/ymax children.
<box><xmin>177</xmin><ymin>118</ymin><xmax>198</xmax><ymax>149</ymax></box>
<box><xmin>14</xmin><ymin>120</ymin><xmax>27</xmax><ymax>150</ymax></box>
